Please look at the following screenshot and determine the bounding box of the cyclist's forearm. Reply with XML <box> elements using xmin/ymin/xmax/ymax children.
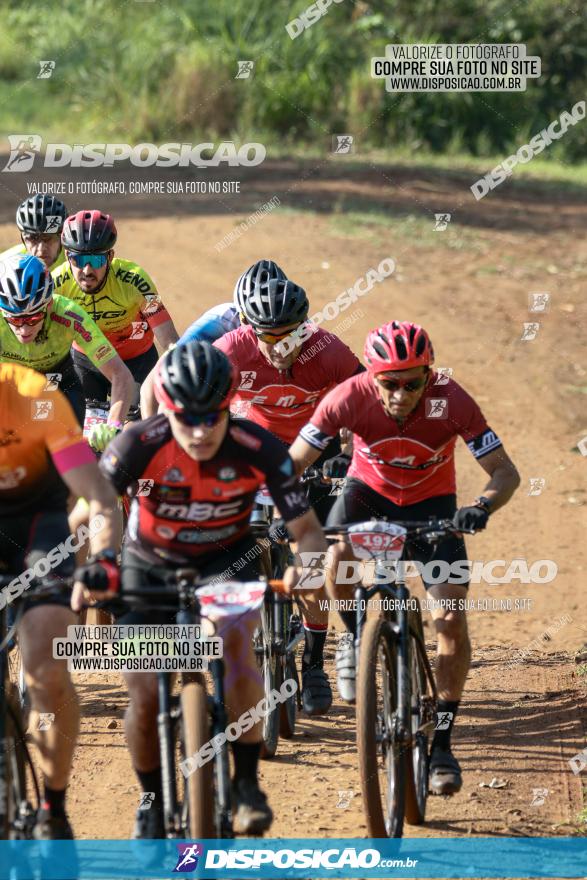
<box><xmin>288</xmin><ymin>437</ymin><xmax>323</xmax><ymax>475</ymax></box>
<box><xmin>88</xmin><ymin>496</ymin><xmax>122</xmax><ymax>555</ymax></box>
<box><xmin>139</xmin><ymin>361</ymin><xmax>160</xmax><ymax>418</ymax></box>
<box><xmin>153</xmin><ymin>318</ymin><xmax>179</xmax><ymax>350</ymax></box>
<box><xmin>477</xmin><ymin>464</ymin><xmax>521</xmax><ymax>513</ymax></box>
<box><xmin>101</xmin><ymin>358</ymin><xmax>135</xmax><ymax>423</ymax></box>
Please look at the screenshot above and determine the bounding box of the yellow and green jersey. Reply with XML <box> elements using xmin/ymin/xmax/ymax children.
<box><xmin>0</xmin><ymin>293</ymin><xmax>117</xmax><ymax>373</ymax></box>
<box><xmin>51</xmin><ymin>257</ymin><xmax>170</xmax><ymax>360</ymax></box>
<box><xmin>0</xmin><ymin>242</ymin><xmax>65</xmax><ymax>272</ymax></box>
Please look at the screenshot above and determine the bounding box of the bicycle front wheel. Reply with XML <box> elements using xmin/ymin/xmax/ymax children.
<box><xmin>405</xmin><ymin>609</ymin><xmax>430</xmax><ymax>825</ymax></box>
<box><xmin>357</xmin><ymin>615</ymin><xmax>405</xmax><ymax>838</ymax></box>
<box><xmin>1</xmin><ymin>689</ymin><xmax>29</xmax><ymax>839</ymax></box>
<box><xmin>180</xmin><ymin>674</ymin><xmax>216</xmax><ymax>838</ymax></box>
<box><xmin>259</xmin><ymin>602</ymin><xmax>281</xmax><ymax>760</ymax></box>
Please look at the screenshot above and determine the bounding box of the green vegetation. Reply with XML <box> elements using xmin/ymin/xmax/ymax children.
<box><xmin>0</xmin><ymin>0</ymin><xmax>585</xmax><ymax>164</ymax></box>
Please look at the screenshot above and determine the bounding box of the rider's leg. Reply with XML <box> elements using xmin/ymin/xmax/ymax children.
<box><xmin>419</xmin><ymin>519</ymin><xmax>471</xmax><ymax>795</ymax></box>
<box><xmin>12</xmin><ymin>510</ymin><xmax>79</xmax><ymax>837</ymax></box>
<box><xmin>19</xmin><ymin>605</ymin><xmax>79</xmax><ymax>833</ymax></box>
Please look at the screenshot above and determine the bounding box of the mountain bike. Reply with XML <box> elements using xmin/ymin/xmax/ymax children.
<box><xmin>250</xmin><ymin>488</ymin><xmax>303</xmax><ymax>759</ymax></box>
<box><xmin>92</xmin><ymin>569</ymin><xmax>282</xmax><ymax>838</ymax></box>
<box><xmin>323</xmin><ymin>517</ymin><xmax>470</xmax><ymax>838</ymax></box>
<box><xmin>0</xmin><ymin>575</ymin><xmax>45</xmax><ymax>840</ymax></box>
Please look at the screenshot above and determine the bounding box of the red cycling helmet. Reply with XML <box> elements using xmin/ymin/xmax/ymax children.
<box><xmin>61</xmin><ymin>210</ymin><xmax>117</xmax><ymax>254</ymax></box>
<box><xmin>364</xmin><ymin>321</ymin><xmax>434</xmax><ymax>373</ymax></box>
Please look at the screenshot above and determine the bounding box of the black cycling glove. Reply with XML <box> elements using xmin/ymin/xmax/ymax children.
<box><xmin>453</xmin><ymin>506</ymin><xmax>490</xmax><ymax>532</ymax></box>
<box><xmin>322</xmin><ymin>453</ymin><xmax>351</xmax><ymax>480</ymax></box>
<box><xmin>75</xmin><ymin>550</ymin><xmax>120</xmax><ymax>593</ymax></box>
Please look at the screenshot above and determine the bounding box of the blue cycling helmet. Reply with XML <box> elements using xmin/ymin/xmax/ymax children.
<box><xmin>0</xmin><ymin>253</ymin><xmax>53</xmax><ymax>315</ymax></box>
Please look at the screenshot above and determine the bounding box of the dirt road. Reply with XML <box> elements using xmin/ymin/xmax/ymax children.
<box><xmin>2</xmin><ymin>157</ymin><xmax>586</xmax><ymax>840</ymax></box>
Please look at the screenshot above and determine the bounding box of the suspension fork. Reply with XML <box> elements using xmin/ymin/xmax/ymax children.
<box><xmin>208</xmin><ymin>658</ymin><xmax>231</xmax><ymax>831</ymax></box>
<box><xmin>394</xmin><ymin>578</ymin><xmax>412</xmax><ymax>742</ymax></box>
<box><xmin>157</xmin><ymin>672</ymin><xmax>177</xmax><ymax>836</ymax></box>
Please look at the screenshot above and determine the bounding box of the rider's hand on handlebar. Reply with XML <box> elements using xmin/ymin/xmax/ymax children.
<box><xmin>453</xmin><ymin>505</ymin><xmax>489</xmax><ymax>532</ymax></box>
<box><xmin>87</xmin><ymin>422</ymin><xmax>121</xmax><ymax>453</ymax></box>
<box><xmin>322</xmin><ymin>453</ymin><xmax>351</xmax><ymax>480</ymax></box>
<box><xmin>71</xmin><ymin>550</ymin><xmax>120</xmax><ymax>612</ymax></box>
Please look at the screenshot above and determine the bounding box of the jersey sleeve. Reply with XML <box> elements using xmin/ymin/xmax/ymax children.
<box><xmin>298</xmin><ymin>383</ymin><xmax>351</xmax><ymax>451</ymax></box>
<box><xmin>213</xmin><ymin>328</ymin><xmax>240</xmax><ymax>357</ymax></box>
<box><xmin>179</xmin><ymin>305</ymin><xmax>239</xmax><ymax>345</ymax></box>
<box><xmin>62</xmin><ymin>303</ymin><xmax>117</xmax><ymax>367</ymax></box>
<box><xmin>45</xmin><ymin>393</ymin><xmax>95</xmax><ymax>475</ymax></box>
<box><xmin>138</xmin><ymin>269</ymin><xmax>171</xmax><ymax>329</ymax></box>
<box><xmin>453</xmin><ymin>383</ymin><xmax>503</xmax><ymax>459</ymax></box>
<box><xmin>100</xmin><ymin>415</ymin><xmax>169</xmax><ymax>494</ymax></box>
<box><xmin>264</xmin><ymin>446</ymin><xmax>311</xmax><ymax>523</ymax></box>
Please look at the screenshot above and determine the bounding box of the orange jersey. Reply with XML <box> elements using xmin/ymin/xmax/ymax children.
<box><xmin>0</xmin><ymin>362</ymin><xmax>95</xmax><ymax>513</ymax></box>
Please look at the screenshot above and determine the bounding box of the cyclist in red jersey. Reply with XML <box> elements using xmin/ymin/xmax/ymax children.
<box><xmin>215</xmin><ymin>263</ymin><xmax>363</xmax><ymax>716</ymax></box>
<box><xmin>289</xmin><ymin>320</ymin><xmax>520</xmax><ymax>795</ymax></box>
<box><xmin>72</xmin><ymin>341</ymin><xmax>327</xmax><ymax>837</ymax></box>
<box><xmin>138</xmin><ymin>261</ymin><xmax>362</xmax><ymax>716</ymax></box>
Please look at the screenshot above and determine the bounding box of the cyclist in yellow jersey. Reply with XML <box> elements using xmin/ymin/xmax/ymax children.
<box><xmin>0</xmin><ymin>362</ymin><xmax>120</xmax><ymax>839</ymax></box>
<box><xmin>0</xmin><ymin>193</ymin><xmax>67</xmax><ymax>271</ymax></box>
<box><xmin>0</xmin><ymin>253</ymin><xmax>135</xmax><ymax>436</ymax></box>
<box><xmin>52</xmin><ymin>211</ymin><xmax>178</xmax><ymax>421</ymax></box>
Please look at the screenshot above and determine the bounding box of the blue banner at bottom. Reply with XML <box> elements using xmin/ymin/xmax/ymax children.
<box><xmin>0</xmin><ymin>837</ymin><xmax>585</xmax><ymax>879</ymax></box>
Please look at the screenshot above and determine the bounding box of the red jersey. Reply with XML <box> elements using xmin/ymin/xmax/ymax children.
<box><xmin>214</xmin><ymin>325</ymin><xmax>361</xmax><ymax>444</ymax></box>
<box><xmin>299</xmin><ymin>371</ymin><xmax>502</xmax><ymax>505</ymax></box>
<box><xmin>100</xmin><ymin>415</ymin><xmax>309</xmax><ymax>565</ymax></box>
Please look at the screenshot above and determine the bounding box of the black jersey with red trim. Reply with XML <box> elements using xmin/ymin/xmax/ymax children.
<box><xmin>100</xmin><ymin>415</ymin><xmax>309</xmax><ymax>564</ymax></box>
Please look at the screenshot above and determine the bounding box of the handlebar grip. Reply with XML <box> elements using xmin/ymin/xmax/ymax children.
<box><xmin>268</xmin><ymin>579</ymin><xmax>289</xmax><ymax>596</ymax></box>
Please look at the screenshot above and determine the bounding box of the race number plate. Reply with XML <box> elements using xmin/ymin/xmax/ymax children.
<box><xmin>197</xmin><ymin>581</ymin><xmax>265</xmax><ymax>619</ymax></box>
<box><xmin>254</xmin><ymin>485</ymin><xmax>274</xmax><ymax>507</ymax></box>
<box><xmin>347</xmin><ymin>521</ymin><xmax>407</xmax><ymax>561</ymax></box>
<box><xmin>83</xmin><ymin>403</ymin><xmax>109</xmax><ymax>438</ymax></box>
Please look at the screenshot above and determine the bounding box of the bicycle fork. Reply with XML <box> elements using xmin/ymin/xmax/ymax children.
<box><xmin>208</xmin><ymin>658</ymin><xmax>233</xmax><ymax>838</ymax></box>
<box><xmin>157</xmin><ymin>673</ymin><xmax>179</xmax><ymax>837</ymax></box>
<box><xmin>393</xmin><ymin>580</ymin><xmax>412</xmax><ymax>746</ymax></box>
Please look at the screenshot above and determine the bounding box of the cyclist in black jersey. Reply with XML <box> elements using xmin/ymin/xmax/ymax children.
<box><xmin>73</xmin><ymin>342</ymin><xmax>327</xmax><ymax>837</ymax></box>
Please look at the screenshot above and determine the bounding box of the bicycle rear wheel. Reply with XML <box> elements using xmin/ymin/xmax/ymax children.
<box><xmin>357</xmin><ymin>615</ymin><xmax>405</xmax><ymax>838</ymax></box>
<box><xmin>279</xmin><ymin>649</ymin><xmax>297</xmax><ymax>739</ymax></box>
<box><xmin>180</xmin><ymin>674</ymin><xmax>215</xmax><ymax>838</ymax></box>
<box><xmin>405</xmin><ymin>610</ymin><xmax>430</xmax><ymax>825</ymax></box>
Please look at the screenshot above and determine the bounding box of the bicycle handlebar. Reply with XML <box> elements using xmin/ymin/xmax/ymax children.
<box><xmin>323</xmin><ymin>517</ymin><xmax>474</xmax><ymax>541</ymax></box>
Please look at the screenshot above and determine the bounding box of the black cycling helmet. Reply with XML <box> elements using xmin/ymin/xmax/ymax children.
<box><xmin>61</xmin><ymin>210</ymin><xmax>117</xmax><ymax>254</ymax></box>
<box><xmin>154</xmin><ymin>341</ymin><xmax>236</xmax><ymax>414</ymax></box>
<box><xmin>16</xmin><ymin>193</ymin><xmax>67</xmax><ymax>234</ymax></box>
<box><xmin>239</xmin><ymin>278</ymin><xmax>309</xmax><ymax>330</ymax></box>
<box><xmin>233</xmin><ymin>259</ymin><xmax>288</xmax><ymax>314</ymax></box>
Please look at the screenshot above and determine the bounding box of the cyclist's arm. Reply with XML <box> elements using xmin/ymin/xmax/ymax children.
<box><xmin>458</xmin><ymin>387</ymin><xmax>520</xmax><ymax>513</ymax></box>
<box><xmin>139</xmin><ymin>355</ymin><xmax>163</xmax><ymax>418</ymax></box>
<box><xmin>140</xmin><ymin>291</ymin><xmax>178</xmax><ymax>349</ymax></box>
<box><xmin>285</xmin><ymin>508</ymin><xmax>328</xmax><ymax>559</ymax></box>
<box><xmin>152</xmin><ymin>317</ymin><xmax>178</xmax><ymax>349</ymax></box>
<box><xmin>67</xmin><ymin>302</ymin><xmax>134</xmax><ymax>422</ymax></box>
<box><xmin>98</xmin><ymin>356</ymin><xmax>136</xmax><ymax>425</ymax></box>
<box><xmin>288</xmin><ymin>435</ymin><xmax>325</xmax><ymax>475</ymax></box>
<box><xmin>44</xmin><ymin>393</ymin><xmax>121</xmax><ymax>553</ymax></box>
<box><xmin>470</xmin><ymin>446</ymin><xmax>520</xmax><ymax>513</ymax></box>
<box><xmin>61</xmin><ymin>461</ymin><xmax>122</xmax><ymax>554</ymax></box>
<box><xmin>262</xmin><ymin>438</ymin><xmax>328</xmax><ymax>591</ymax></box>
